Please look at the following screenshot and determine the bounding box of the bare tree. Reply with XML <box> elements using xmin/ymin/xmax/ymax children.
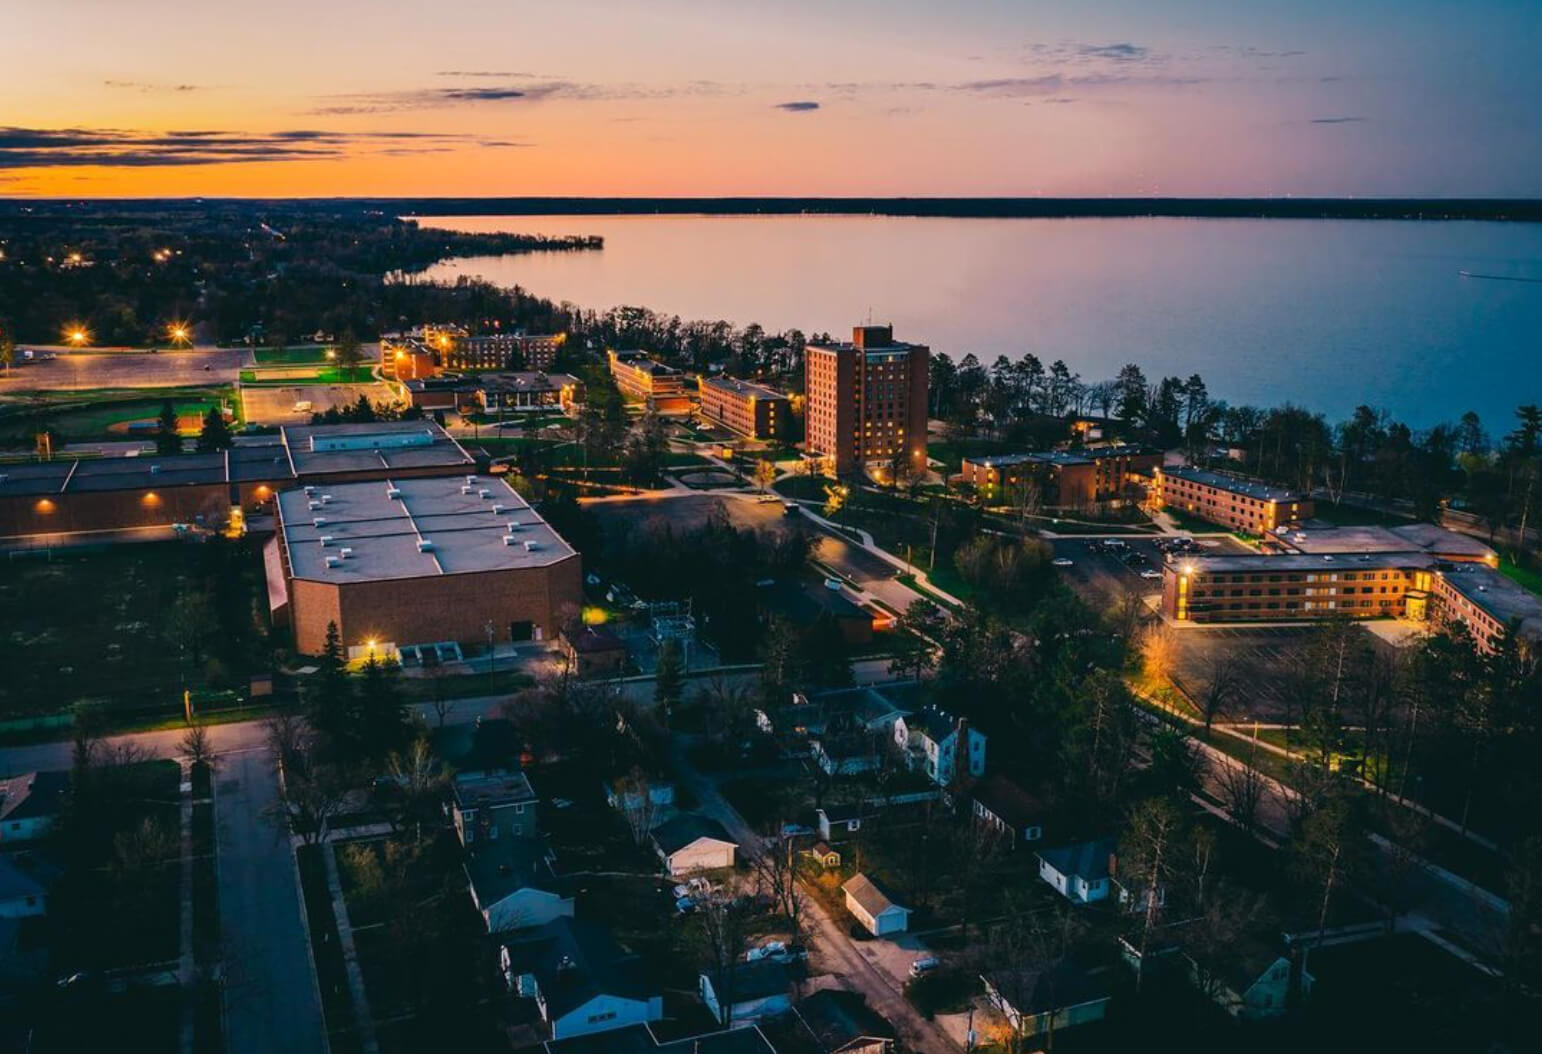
<box><xmin>384</xmin><ymin>738</ymin><xmax>445</xmax><ymax>849</ymax></box>
<box><xmin>754</xmin><ymin>830</ymin><xmax>810</xmax><ymax>950</ymax></box>
<box><xmin>990</xmin><ymin>894</ymin><xmax>1087</xmax><ymax>1054</ymax></box>
<box><xmin>1121</xmin><ymin>798</ymin><xmax>1182</xmax><ymax>991</ymax></box>
<box><xmin>1139</xmin><ymin>624</ymin><xmax>1178</xmax><ymax>686</ymax></box>
<box><xmin>180</xmin><ymin>720</ymin><xmax>215</xmax><ymax>770</ymax></box>
<box><xmin>1291</xmin><ymin>796</ymin><xmax>1364</xmax><ymax>965</ymax></box>
<box><xmin>265</xmin><ymin>714</ymin><xmax>349</xmax><ymax>846</ymax></box>
<box><xmin>1198</xmin><ymin>655</ymin><xmax>1241</xmax><ymax>734</ymax></box>
<box><xmin>612</xmin><ymin>767</ymin><xmax>660</xmax><ymax>846</ymax></box>
<box><xmin>955</xmin><ymin>820</ymin><xmax>1006</xmax><ymax>946</ymax></box>
<box><xmin>1216</xmin><ymin>754</ymin><xmax>1268</xmax><ymax>836</ymax></box>
<box><xmin>694</xmin><ymin>887</ymin><xmax>752</xmax><ymax>1026</ymax></box>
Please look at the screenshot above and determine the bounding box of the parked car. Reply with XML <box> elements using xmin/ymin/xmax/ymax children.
<box><xmin>1140</xmin><ymin>569</ymin><xmax>1162</xmax><ymax>580</ymax></box>
<box><xmin>745</xmin><ymin>940</ymin><xmax>787</xmax><ymax>962</ymax></box>
<box><xmin>1051</xmin><ymin>557</ymin><xmax>1074</xmax><ymax>567</ymax></box>
<box><xmin>675</xmin><ymin>897</ymin><xmax>699</xmax><ymax>915</ymax></box>
<box><xmin>674</xmin><ymin>877</ymin><xmax>712</xmax><ymax>899</ymax></box>
<box><xmin>909</xmin><ymin>956</ymin><xmax>941</xmax><ymax>977</ymax></box>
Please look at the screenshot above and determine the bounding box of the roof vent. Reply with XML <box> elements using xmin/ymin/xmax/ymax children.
<box><xmin>386</xmin><ymin>486</ymin><xmax>402</xmax><ymax>500</ymax></box>
<box><xmin>478</xmin><ymin>488</ymin><xmax>491</xmax><ymax>499</ymax></box>
<box><xmin>465</xmin><ymin>475</ymin><xmax>477</xmax><ymax>484</ymax></box>
<box><xmin>319</xmin><ymin>535</ymin><xmax>335</xmax><ymax>547</ymax></box>
<box><xmin>307</xmin><ymin>500</ymin><xmax>322</xmax><ymax>511</ymax></box>
<box><xmin>503</xmin><ymin>534</ymin><xmax>518</xmax><ymax>546</ymax></box>
<box><xmin>304</xmin><ymin>485</ymin><xmax>316</xmax><ymax>495</ymax></box>
<box><xmin>313</xmin><ymin>517</ymin><xmax>327</xmax><ymax>528</ymax></box>
<box><xmin>523</xmin><ymin>539</ymin><xmax>540</xmax><ymax>552</ymax></box>
<box><xmin>416</xmin><ymin>539</ymin><xmax>435</xmax><ymax>552</ymax></box>
<box><xmin>339</xmin><ymin>547</ymin><xmax>353</xmax><ymax>558</ymax></box>
<box><xmin>149</xmin><ymin>464</ymin><xmax>161</xmax><ymax>475</ymax></box>
<box><xmin>491</xmin><ymin>503</ymin><xmax>506</xmax><ymax>515</ymax></box>
<box><xmin>505</xmin><ymin>521</ymin><xmax>521</xmax><ymax>532</ymax></box>
<box><xmin>324</xmin><ymin>555</ymin><xmax>342</xmax><ymax>568</ymax></box>
<box><xmin>460</xmin><ymin>485</ymin><xmax>474</xmax><ymax>495</ymax></box>
<box><xmin>320</xmin><ymin>494</ymin><xmax>333</xmax><ymax>504</ymax></box>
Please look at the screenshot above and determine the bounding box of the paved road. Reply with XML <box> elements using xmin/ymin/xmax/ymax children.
<box><xmin>668</xmin><ymin>738</ymin><xmax>957</xmax><ymax>1054</ymax></box>
<box><xmin>0</xmin><ymin>720</ymin><xmax>325</xmax><ymax>1054</ymax></box>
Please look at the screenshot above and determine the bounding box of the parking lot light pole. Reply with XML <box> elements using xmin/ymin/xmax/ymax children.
<box><xmin>486</xmin><ymin>620</ymin><xmax>497</xmax><ymax>676</ymax></box>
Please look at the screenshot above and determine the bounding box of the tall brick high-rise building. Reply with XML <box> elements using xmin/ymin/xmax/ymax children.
<box><xmin>804</xmin><ymin>325</ymin><xmax>929</xmax><ymax>475</ymax></box>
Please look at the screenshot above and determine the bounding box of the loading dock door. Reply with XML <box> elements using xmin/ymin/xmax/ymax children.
<box><xmin>509</xmin><ymin>620</ymin><xmax>534</xmax><ymax>642</ymax></box>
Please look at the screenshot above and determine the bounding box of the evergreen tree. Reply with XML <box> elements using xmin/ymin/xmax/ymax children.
<box><xmin>155</xmin><ymin>400</ymin><xmax>181</xmax><ymax>455</ymax></box>
<box><xmin>358</xmin><ymin>656</ymin><xmax>412</xmax><ymax>761</ymax></box>
<box><xmin>654</xmin><ymin>640</ymin><xmax>685</xmax><ymax>722</ymax></box>
<box><xmin>307</xmin><ymin>622</ymin><xmax>359</xmax><ymax>754</ymax></box>
<box><xmin>196</xmin><ymin>405</ymin><xmax>232</xmax><ymax>452</ymax></box>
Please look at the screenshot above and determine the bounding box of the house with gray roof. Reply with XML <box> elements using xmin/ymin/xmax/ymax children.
<box><xmin>501</xmin><ymin>917</ymin><xmax>662</xmax><ymax>1039</ymax></box>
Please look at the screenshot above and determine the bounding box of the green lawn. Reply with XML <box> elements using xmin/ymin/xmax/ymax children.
<box><xmin>926</xmin><ymin>437</ymin><xmax>1014</xmax><ymax>472</ymax></box>
<box><xmin>1497</xmin><ymin>557</ymin><xmax>1542</xmax><ymax>597</ymax></box>
<box><xmin>253</xmin><ymin>345</ymin><xmax>345</xmax><ymax>365</ymax></box>
<box><xmin>2</xmin><ymin>386</ymin><xmax>238</xmax><ymax>439</ymax></box>
<box><xmin>240</xmin><ymin>366</ymin><xmax>373</xmax><ymax>385</ymax></box>
<box><xmin>1158</xmin><ymin>505</ymin><xmax>1232</xmax><ymax>533</ymax></box>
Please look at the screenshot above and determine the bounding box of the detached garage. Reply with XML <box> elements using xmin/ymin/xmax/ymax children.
<box><xmin>843</xmin><ymin>874</ymin><xmax>910</xmax><ymax>937</ymax></box>
<box><xmin>652</xmin><ymin>815</ymin><xmax>737</xmax><ymax>876</ymax></box>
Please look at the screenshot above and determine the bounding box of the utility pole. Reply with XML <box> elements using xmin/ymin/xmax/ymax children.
<box><xmin>486</xmin><ymin>620</ymin><xmax>497</xmax><ymax>676</ymax></box>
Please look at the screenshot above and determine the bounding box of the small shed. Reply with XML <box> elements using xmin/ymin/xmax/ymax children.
<box><xmin>842</xmin><ymin>873</ymin><xmax>910</xmax><ymax>936</ymax></box>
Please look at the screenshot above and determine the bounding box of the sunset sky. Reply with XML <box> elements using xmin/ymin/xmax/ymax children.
<box><xmin>4</xmin><ymin>0</ymin><xmax>1540</xmax><ymax>198</ymax></box>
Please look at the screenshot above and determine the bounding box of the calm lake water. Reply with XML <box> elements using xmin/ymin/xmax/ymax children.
<box><xmin>415</xmin><ymin>214</ymin><xmax>1542</xmax><ymax>430</ymax></box>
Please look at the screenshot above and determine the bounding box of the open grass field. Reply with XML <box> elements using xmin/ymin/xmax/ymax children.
<box><xmin>0</xmin><ymin>386</ymin><xmax>236</xmax><ymax>440</ymax></box>
<box><xmin>1497</xmin><ymin>556</ymin><xmax>1542</xmax><ymax>596</ymax></box>
<box><xmin>253</xmin><ymin>345</ymin><xmax>350</xmax><ymax>366</ymax></box>
<box><xmin>0</xmin><ymin>538</ymin><xmax>268</xmax><ymax>721</ymax></box>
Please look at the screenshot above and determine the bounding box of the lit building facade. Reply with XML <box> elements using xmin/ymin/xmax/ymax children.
<box><xmin>698</xmin><ymin>376</ymin><xmax>790</xmax><ymax>440</ymax></box>
<box><xmin>607</xmin><ymin>350</ymin><xmax>690</xmax><ymax>412</ymax></box>
<box><xmin>804</xmin><ymin>326</ymin><xmax>929</xmax><ymax>475</ymax></box>
<box><xmin>1151</xmin><ymin>466</ymin><xmax>1313</xmax><ymax>533</ymax></box>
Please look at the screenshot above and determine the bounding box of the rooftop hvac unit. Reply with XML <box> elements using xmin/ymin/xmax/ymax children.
<box><xmin>460</xmin><ymin>485</ymin><xmax>474</xmax><ymax>495</ymax></box>
<box><xmin>319</xmin><ymin>535</ymin><xmax>335</xmax><ymax>546</ymax></box>
<box><xmin>523</xmin><ymin>540</ymin><xmax>540</xmax><ymax>552</ymax></box>
<box><xmin>505</xmin><ymin>521</ymin><xmax>521</xmax><ymax>532</ymax></box>
<box><xmin>416</xmin><ymin>539</ymin><xmax>435</xmax><ymax>552</ymax></box>
<box><xmin>466</xmin><ymin>475</ymin><xmax>477</xmax><ymax>484</ymax></box>
<box><xmin>324</xmin><ymin>555</ymin><xmax>342</xmax><ymax>568</ymax></box>
<box><xmin>386</xmin><ymin>486</ymin><xmax>403</xmax><ymax>500</ymax></box>
<box><xmin>320</xmin><ymin>494</ymin><xmax>333</xmax><ymax>504</ymax></box>
<box><xmin>313</xmin><ymin>517</ymin><xmax>327</xmax><ymax>527</ymax></box>
<box><xmin>307</xmin><ymin>500</ymin><xmax>322</xmax><ymax>511</ymax></box>
<box><xmin>502</xmin><ymin>534</ymin><xmax>518</xmax><ymax>546</ymax></box>
<box><xmin>304</xmin><ymin>485</ymin><xmax>316</xmax><ymax>495</ymax></box>
<box><xmin>478</xmin><ymin>488</ymin><xmax>491</xmax><ymax>499</ymax></box>
<box><xmin>339</xmin><ymin>546</ymin><xmax>353</xmax><ymax>557</ymax></box>
<box><xmin>491</xmin><ymin>503</ymin><xmax>506</xmax><ymax>515</ymax></box>
<box><xmin>149</xmin><ymin>464</ymin><xmax>160</xmax><ymax>476</ymax></box>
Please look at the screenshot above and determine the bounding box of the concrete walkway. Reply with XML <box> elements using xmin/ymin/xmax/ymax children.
<box><xmin>322</xmin><ymin>841</ymin><xmax>381</xmax><ymax>1054</ymax></box>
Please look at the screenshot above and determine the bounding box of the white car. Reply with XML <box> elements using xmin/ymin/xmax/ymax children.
<box><xmin>673</xmin><ymin>878</ymin><xmax>712</xmax><ymax>899</ymax></box>
<box><xmin>1051</xmin><ymin>557</ymin><xmax>1074</xmax><ymax>567</ymax></box>
<box><xmin>1140</xmin><ymin>569</ymin><xmax>1162</xmax><ymax>580</ymax></box>
<box><xmin>910</xmin><ymin>956</ymin><xmax>941</xmax><ymax>977</ymax></box>
<box><xmin>745</xmin><ymin>940</ymin><xmax>787</xmax><ymax>962</ymax></box>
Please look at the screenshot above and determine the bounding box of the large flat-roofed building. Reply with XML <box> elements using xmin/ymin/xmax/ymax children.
<box><xmin>804</xmin><ymin>325</ymin><xmax>929</xmax><ymax>475</ymax></box>
<box><xmin>1261</xmin><ymin>522</ymin><xmax>1497</xmax><ymax>564</ymax></box>
<box><xmin>277</xmin><ymin>421</ymin><xmax>476</xmax><ymax>482</ymax></box>
<box><xmin>1151</xmin><ymin>466</ymin><xmax>1313</xmax><ymax>533</ymax></box>
<box><xmin>270</xmin><ymin>473</ymin><xmax>582</xmax><ymax>657</ymax></box>
<box><xmin>1161</xmin><ymin>551</ymin><xmax>1542</xmax><ymax>653</ymax></box>
<box><xmin>402</xmin><ymin>326</ymin><xmax>567</xmax><ymax>373</ymax></box>
<box><xmin>0</xmin><ymin>421</ymin><xmax>477</xmax><ymax>547</ymax></box>
<box><xmin>607</xmin><ymin>350</ymin><xmax>690</xmax><ymax>413</ymax></box>
<box><xmin>961</xmin><ymin>445</ymin><xmax>1161</xmax><ymax>508</ymax></box>
<box><xmin>478</xmin><ymin>372</ymin><xmax>585</xmax><ymax>414</ymax></box>
<box><xmin>698</xmin><ymin>376</ymin><xmax>790</xmax><ymax>440</ymax></box>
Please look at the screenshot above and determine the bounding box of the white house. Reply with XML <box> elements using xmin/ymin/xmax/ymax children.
<box><xmin>465</xmin><ymin>836</ymin><xmax>575</xmax><ymax>933</ymax></box>
<box><xmin>0</xmin><ymin>856</ymin><xmax>47</xmax><ymax>919</ymax></box>
<box><xmin>893</xmin><ymin>709</ymin><xmax>985</xmax><ymax>787</ymax></box>
<box><xmin>981</xmin><ymin>965</ymin><xmax>1113</xmax><ymax>1040</ymax></box>
<box><xmin>1037</xmin><ymin>838</ymin><xmax>1116</xmax><ymax>904</ymax></box>
<box><xmin>816</xmin><ymin>804</ymin><xmax>870</xmax><ymax>842</ymax></box>
<box><xmin>0</xmin><ymin>771</ymin><xmax>68</xmax><ymax>843</ymax></box>
<box><xmin>1186</xmin><ymin>940</ymin><xmax>1313</xmax><ymax>1020</ymax></box>
<box><xmin>810</xmin><ymin>733</ymin><xmax>885</xmax><ymax>777</ymax></box>
<box><xmin>699</xmin><ymin>958</ymin><xmax>794</xmax><ymax>1023</ymax></box>
<box><xmin>842</xmin><ymin>874</ymin><xmax>910</xmax><ymax>936</ymax></box>
<box><xmin>652</xmin><ymin>815</ymin><xmax>737</xmax><ymax>876</ymax></box>
<box><xmin>501</xmin><ymin>917</ymin><xmax>663</xmax><ymax>1039</ymax></box>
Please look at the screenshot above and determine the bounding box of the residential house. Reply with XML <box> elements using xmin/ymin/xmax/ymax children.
<box><xmin>1037</xmin><ymin>838</ymin><xmax>1116</xmax><ymax>904</ymax></box>
<box><xmin>842</xmin><ymin>874</ymin><xmax>910</xmax><ymax>936</ymax></box>
<box><xmin>453</xmin><ymin>769</ymin><xmax>539</xmax><ymax>845</ymax></box>
<box><xmin>806</xmin><ymin>841</ymin><xmax>842</xmax><ymax>869</ymax></box>
<box><xmin>603</xmin><ymin>777</ymin><xmax>676</xmax><ymax>816</ymax></box>
<box><xmin>810</xmin><ymin>732</ymin><xmax>886</xmax><ymax>777</ymax></box>
<box><xmin>501</xmin><ymin>917</ymin><xmax>663</xmax><ymax>1039</ymax></box>
<box><xmin>465</xmin><ymin>835</ymin><xmax>575</xmax><ymax>933</ymax></box>
<box><xmin>816</xmin><ymin>804</ymin><xmax>870</xmax><ymax>842</ymax></box>
<box><xmin>561</xmin><ymin>626</ymin><xmax>629</xmax><ymax>678</ymax></box>
<box><xmin>651</xmin><ymin>815</ymin><xmax>737</xmax><ymax>875</ymax></box>
<box><xmin>542</xmin><ymin>1022</ymin><xmax>778</xmax><ymax>1054</ymax></box>
<box><xmin>0</xmin><ymin>855</ymin><xmax>47</xmax><ymax>919</ymax></box>
<box><xmin>970</xmin><ymin>774</ymin><xmax>1046</xmax><ymax>851</ymax></box>
<box><xmin>893</xmin><ymin>708</ymin><xmax>985</xmax><ymax>787</ymax></box>
<box><xmin>791</xmin><ymin>989</ymin><xmax>895</xmax><ymax>1054</ymax></box>
<box><xmin>1185</xmin><ymin>935</ymin><xmax>1312</xmax><ymax>1020</ymax></box>
<box><xmin>0</xmin><ymin>771</ymin><xmax>68</xmax><ymax>843</ymax></box>
<box><xmin>981</xmin><ymin>964</ymin><xmax>1113</xmax><ymax>1041</ymax></box>
<box><xmin>699</xmin><ymin>958</ymin><xmax>795</xmax><ymax>1023</ymax></box>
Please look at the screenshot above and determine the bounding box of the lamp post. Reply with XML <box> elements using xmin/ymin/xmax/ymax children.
<box><xmin>486</xmin><ymin>620</ymin><xmax>497</xmax><ymax>676</ymax></box>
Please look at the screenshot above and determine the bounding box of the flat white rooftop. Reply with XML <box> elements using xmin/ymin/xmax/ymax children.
<box><xmin>280</xmin><ymin>421</ymin><xmax>474</xmax><ymax>477</ymax></box>
<box><xmin>278</xmin><ymin>474</ymin><xmax>576</xmax><ymax>583</ymax></box>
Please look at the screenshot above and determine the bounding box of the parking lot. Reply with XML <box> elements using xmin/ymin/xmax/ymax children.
<box><xmin>0</xmin><ymin>347</ymin><xmax>249</xmax><ymax>391</ymax></box>
<box><xmin>238</xmin><ymin>381</ymin><xmax>399</xmax><ymax>425</ymax></box>
<box><xmin>1170</xmin><ymin>623</ymin><xmax>1319</xmax><ymax>723</ymax></box>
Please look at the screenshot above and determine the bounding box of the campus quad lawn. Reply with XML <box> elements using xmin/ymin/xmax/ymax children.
<box><xmin>0</xmin><ymin>538</ymin><xmax>268</xmax><ymax>721</ymax></box>
<box><xmin>253</xmin><ymin>345</ymin><xmax>343</xmax><ymax>365</ymax></box>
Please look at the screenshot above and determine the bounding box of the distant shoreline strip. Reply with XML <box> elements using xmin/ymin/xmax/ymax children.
<box><xmin>1459</xmin><ymin>271</ymin><xmax>1542</xmax><ymax>284</ymax></box>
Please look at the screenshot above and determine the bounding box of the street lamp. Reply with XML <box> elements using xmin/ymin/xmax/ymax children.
<box><xmin>64</xmin><ymin>325</ymin><xmax>89</xmax><ymax>347</ymax></box>
<box><xmin>167</xmin><ymin>322</ymin><xmax>191</xmax><ymax>348</ymax></box>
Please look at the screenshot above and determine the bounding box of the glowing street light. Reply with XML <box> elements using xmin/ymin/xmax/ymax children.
<box><xmin>325</xmin><ymin>349</ymin><xmax>337</xmax><ymax>361</ymax></box>
<box><xmin>167</xmin><ymin>322</ymin><xmax>191</xmax><ymax>347</ymax></box>
<box><xmin>64</xmin><ymin>325</ymin><xmax>90</xmax><ymax>347</ymax></box>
